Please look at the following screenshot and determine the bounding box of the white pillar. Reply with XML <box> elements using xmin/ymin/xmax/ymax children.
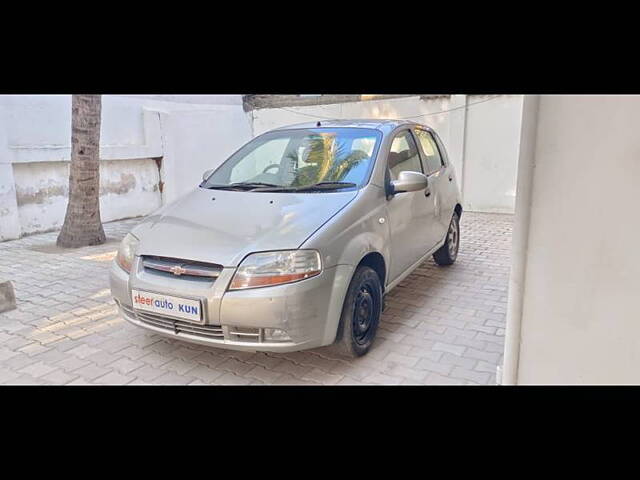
<box><xmin>447</xmin><ymin>95</ymin><xmax>467</xmax><ymax>201</ymax></box>
<box><xmin>501</xmin><ymin>95</ymin><xmax>540</xmax><ymax>385</ymax></box>
<box><xmin>0</xmin><ymin>103</ymin><xmax>21</xmax><ymax>241</ymax></box>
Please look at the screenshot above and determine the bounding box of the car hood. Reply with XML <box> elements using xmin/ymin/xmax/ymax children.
<box><xmin>133</xmin><ymin>187</ymin><xmax>358</xmax><ymax>266</ymax></box>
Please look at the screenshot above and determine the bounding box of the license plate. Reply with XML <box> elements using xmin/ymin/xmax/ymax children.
<box><xmin>131</xmin><ymin>290</ymin><xmax>202</xmax><ymax>323</ymax></box>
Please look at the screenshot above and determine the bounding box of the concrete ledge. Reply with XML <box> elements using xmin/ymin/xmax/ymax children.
<box><xmin>243</xmin><ymin>94</ymin><xmax>420</xmax><ymax>111</ymax></box>
<box><xmin>0</xmin><ymin>279</ymin><xmax>16</xmax><ymax>313</ymax></box>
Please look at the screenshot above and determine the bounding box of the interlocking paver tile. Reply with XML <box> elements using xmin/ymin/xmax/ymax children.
<box><xmin>40</xmin><ymin>369</ymin><xmax>79</xmax><ymax>384</ymax></box>
<box><xmin>194</xmin><ymin>351</ymin><xmax>228</xmax><ymax>369</ymax></box>
<box><xmin>66</xmin><ymin>344</ymin><xmax>101</xmax><ymax>359</ymax></box>
<box><xmin>301</xmin><ymin>368</ymin><xmax>344</xmax><ymax>385</ymax></box>
<box><xmin>384</xmin><ymin>364</ymin><xmax>430</xmax><ymax>382</ymax></box>
<box><xmin>107</xmin><ymin>357</ymin><xmax>145</xmax><ymax>374</ymax></box>
<box><xmin>382</xmin><ymin>352</ymin><xmax>421</xmax><ymax>368</ymax></box>
<box><xmin>2</xmin><ymin>352</ymin><xmax>39</xmax><ymax>371</ymax></box>
<box><xmin>150</xmin><ymin>371</ymin><xmax>196</xmax><ymax>384</ymax></box>
<box><xmin>463</xmin><ymin>347</ymin><xmax>501</xmax><ymax>364</ymax></box>
<box><xmin>164</xmin><ymin>357</ymin><xmax>200</xmax><ymax>375</ymax></box>
<box><xmin>423</xmin><ymin>373</ymin><xmax>465</xmax><ymax>385</ymax></box>
<box><xmin>5</xmin><ymin>374</ymin><xmax>41</xmax><ymax>385</ymax></box>
<box><xmin>72</xmin><ymin>363</ymin><xmax>111</xmax><ymax>381</ymax></box>
<box><xmin>130</xmin><ymin>364</ymin><xmax>166</xmax><ymax>382</ymax></box>
<box><xmin>0</xmin><ymin>213</ymin><xmax>511</xmax><ymax>385</ymax></box>
<box><xmin>0</xmin><ymin>367</ymin><xmax>23</xmax><ymax>384</ymax></box>
<box><xmin>362</xmin><ymin>372</ymin><xmax>404</xmax><ymax>385</ymax></box>
<box><xmin>218</xmin><ymin>357</ymin><xmax>255</xmax><ymax>376</ymax></box>
<box><xmin>0</xmin><ymin>347</ymin><xmax>20</xmax><ymax>362</ymax></box>
<box><xmin>184</xmin><ymin>365</ymin><xmax>225</xmax><ymax>383</ymax></box>
<box><xmin>273</xmin><ymin>374</ymin><xmax>319</xmax><ymax>385</ymax></box>
<box><xmin>55</xmin><ymin>356</ymin><xmax>91</xmax><ymax>372</ymax></box>
<box><xmin>439</xmin><ymin>352</ymin><xmax>477</xmax><ymax>370</ymax></box>
<box><xmin>139</xmin><ymin>352</ymin><xmax>173</xmax><ymax>368</ymax></box>
<box><xmin>336</xmin><ymin>377</ymin><xmax>366</xmax><ymax>385</ymax></box>
<box><xmin>433</xmin><ymin>342</ymin><xmax>466</xmax><ymax>357</ymax></box>
<box><xmin>117</xmin><ymin>345</ymin><xmax>148</xmax><ymax>360</ymax></box>
<box><xmin>474</xmin><ymin>360</ymin><xmax>499</xmax><ymax>373</ymax></box>
<box><xmin>17</xmin><ymin>361</ymin><xmax>58</xmax><ymax>378</ymax></box>
<box><xmin>244</xmin><ymin>365</ymin><xmax>282</xmax><ymax>384</ymax></box>
<box><xmin>450</xmin><ymin>367</ymin><xmax>491</xmax><ymax>384</ymax></box>
<box><xmin>93</xmin><ymin>371</ymin><xmax>135</xmax><ymax>385</ymax></box>
<box><xmin>215</xmin><ymin>372</ymin><xmax>254</xmax><ymax>385</ymax></box>
<box><xmin>330</xmin><ymin>362</ymin><xmax>376</xmax><ymax>381</ymax></box>
<box><xmin>415</xmin><ymin>358</ymin><xmax>454</xmax><ymax>376</ymax></box>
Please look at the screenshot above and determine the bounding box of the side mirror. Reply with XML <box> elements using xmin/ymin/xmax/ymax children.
<box><xmin>202</xmin><ymin>169</ymin><xmax>214</xmax><ymax>182</ymax></box>
<box><xmin>390</xmin><ymin>171</ymin><xmax>428</xmax><ymax>194</ymax></box>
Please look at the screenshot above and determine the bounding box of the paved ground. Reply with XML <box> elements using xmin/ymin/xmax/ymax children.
<box><xmin>0</xmin><ymin>212</ymin><xmax>513</xmax><ymax>385</ymax></box>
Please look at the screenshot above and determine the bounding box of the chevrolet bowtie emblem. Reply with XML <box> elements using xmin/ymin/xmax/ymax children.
<box><xmin>170</xmin><ymin>265</ymin><xmax>187</xmax><ymax>276</ymax></box>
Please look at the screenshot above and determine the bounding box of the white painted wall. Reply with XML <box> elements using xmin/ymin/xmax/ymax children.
<box><xmin>505</xmin><ymin>95</ymin><xmax>640</xmax><ymax>384</ymax></box>
<box><xmin>0</xmin><ymin>94</ymin><xmax>520</xmax><ymax>241</ymax></box>
<box><xmin>463</xmin><ymin>95</ymin><xmax>523</xmax><ymax>213</ymax></box>
<box><xmin>12</xmin><ymin>159</ymin><xmax>162</xmax><ymax>235</ymax></box>
<box><xmin>250</xmin><ymin>95</ymin><xmax>523</xmax><ymax>214</ymax></box>
<box><xmin>0</xmin><ymin>95</ymin><xmax>252</xmax><ymax>240</ymax></box>
<box><xmin>159</xmin><ymin>106</ymin><xmax>253</xmax><ymax>205</ymax></box>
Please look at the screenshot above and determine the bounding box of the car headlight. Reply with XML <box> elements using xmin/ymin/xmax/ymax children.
<box><xmin>116</xmin><ymin>233</ymin><xmax>139</xmax><ymax>273</ymax></box>
<box><xmin>229</xmin><ymin>250</ymin><xmax>322</xmax><ymax>290</ymax></box>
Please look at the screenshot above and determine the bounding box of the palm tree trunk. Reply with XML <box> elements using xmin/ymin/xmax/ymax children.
<box><xmin>56</xmin><ymin>95</ymin><xmax>106</xmax><ymax>248</ymax></box>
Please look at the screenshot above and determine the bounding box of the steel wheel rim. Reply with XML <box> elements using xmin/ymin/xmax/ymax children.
<box><xmin>448</xmin><ymin>219</ymin><xmax>459</xmax><ymax>258</ymax></box>
<box><xmin>352</xmin><ymin>282</ymin><xmax>379</xmax><ymax>346</ymax></box>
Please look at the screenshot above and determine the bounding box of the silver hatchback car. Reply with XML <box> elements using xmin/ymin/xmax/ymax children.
<box><xmin>110</xmin><ymin>119</ymin><xmax>462</xmax><ymax>357</ymax></box>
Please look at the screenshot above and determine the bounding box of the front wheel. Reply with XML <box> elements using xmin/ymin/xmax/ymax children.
<box><xmin>433</xmin><ymin>212</ymin><xmax>460</xmax><ymax>266</ymax></box>
<box><xmin>331</xmin><ymin>266</ymin><xmax>383</xmax><ymax>358</ymax></box>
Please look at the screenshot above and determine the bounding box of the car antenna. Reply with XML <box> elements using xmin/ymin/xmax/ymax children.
<box><xmin>316</xmin><ymin>121</ymin><xmax>321</xmax><ymax>127</ymax></box>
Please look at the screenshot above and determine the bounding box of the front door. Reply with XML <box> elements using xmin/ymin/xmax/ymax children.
<box><xmin>385</xmin><ymin>129</ymin><xmax>439</xmax><ymax>283</ymax></box>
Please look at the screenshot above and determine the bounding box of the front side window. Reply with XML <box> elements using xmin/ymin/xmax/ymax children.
<box><xmin>203</xmin><ymin>128</ymin><xmax>382</xmax><ymax>192</ymax></box>
<box><xmin>388</xmin><ymin>130</ymin><xmax>423</xmax><ymax>179</ymax></box>
<box><xmin>414</xmin><ymin>129</ymin><xmax>444</xmax><ymax>174</ymax></box>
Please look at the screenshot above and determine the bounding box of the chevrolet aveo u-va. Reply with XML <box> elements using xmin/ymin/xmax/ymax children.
<box><xmin>110</xmin><ymin>119</ymin><xmax>462</xmax><ymax>357</ymax></box>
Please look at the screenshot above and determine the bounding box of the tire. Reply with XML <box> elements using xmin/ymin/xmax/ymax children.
<box><xmin>331</xmin><ymin>266</ymin><xmax>383</xmax><ymax>358</ymax></box>
<box><xmin>433</xmin><ymin>212</ymin><xmax>460</xmax><ymax>266</ymax></box>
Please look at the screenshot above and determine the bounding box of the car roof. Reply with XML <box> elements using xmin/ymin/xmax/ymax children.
<box><xmin>271</xmin><ymin>118</ymin><xmax>430</xmax><ymax>135</ymax></box>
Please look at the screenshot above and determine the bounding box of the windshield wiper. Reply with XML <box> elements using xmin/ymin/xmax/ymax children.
<box><xmin>206</xmin><ymin>181</ymin><xmax>357</xmax><ymax>193</ymax></box>
<box><xmin>204</xmin><ymin>182</ymin><xmax>280</xmax><ymax>191</ymax></box>
<box><xmin>252</xmin><ymin>182</ymin><xmax>358</xmax><ymax>193</ymax></box>
<box><xmin>292</xmin><ymin>181</ymin><xmax>357</xmax><ymax>192</ymax></box>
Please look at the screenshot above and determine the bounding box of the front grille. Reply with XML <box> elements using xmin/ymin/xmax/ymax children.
<box><xmin>135</xmin><ymin>311</ymin><xmax>225</xmax><ymax>340</ymax></box>
<box><xmin>117</xmin><ymin>300</ymin><xmax>277</xmax><ymax>344</ymax></box>
<box><xmin>228</xmin><ymin>326</ymin><xmax>262</xmax><ymax>343</ymax></box>
<box><xmin>142</xmin><ymin>256</ymin><xmax>222</xmax><ymax>280</ymax></box>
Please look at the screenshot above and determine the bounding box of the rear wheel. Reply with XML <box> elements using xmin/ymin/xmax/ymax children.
<box><xmin>433</xmin><ymin>212</ymin><xmax>460</xmax><ymax>266</ymax></box>
<box><xmin>331</xmin><ymin>266</ymin><xmax>382</xmax><ymax>358</ymax></box>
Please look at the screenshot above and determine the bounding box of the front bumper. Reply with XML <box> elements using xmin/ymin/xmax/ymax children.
<box><xmin>109</xmin><ymin>257</ymin><xmax>354</xmax><ymax>353</ymax></box>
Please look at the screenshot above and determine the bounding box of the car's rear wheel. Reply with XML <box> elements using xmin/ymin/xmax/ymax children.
<box><xmin>331</xmin><ymin>266</ymin><xmax>382</xmax><ymax>358</ymax></box>
<box><xmin>433</xmin><ymin>212</ymin><xmax>460</xmax><ymax>266</ymax></box>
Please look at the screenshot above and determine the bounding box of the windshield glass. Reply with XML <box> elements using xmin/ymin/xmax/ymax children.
<box><xmin>202</xmin><ymin>128</ymin><xmax>382</xmax><ymax>191</ymax></box>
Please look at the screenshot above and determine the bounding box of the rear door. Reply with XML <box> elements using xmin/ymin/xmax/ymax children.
<box><xmin>414</xmin><ymin>128</ymin><xmax>451</xmax><ymax>242</ymax></box>
<box><xmin>385</xmin><ymin>129</ymin><xmax>439</xmax><ymax>283</ymax></box>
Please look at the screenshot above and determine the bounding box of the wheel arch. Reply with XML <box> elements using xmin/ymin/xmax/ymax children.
<box><xmin>357</xmin><ymin>251</ymin><xmax>387</xmax><ymax>293</ymax></box>
<box><xmin>454</xmin><ymin>203</ymin><xmax>463</xmax><ymax>219</ymax></box>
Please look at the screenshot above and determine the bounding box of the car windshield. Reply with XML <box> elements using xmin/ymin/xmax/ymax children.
<box><xmin>202</xmin><ymin>128</ymin><xmax>382</xmax><ymax>192</ymax></box>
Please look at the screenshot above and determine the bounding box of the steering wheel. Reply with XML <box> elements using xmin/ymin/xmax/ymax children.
<box><xmin>262</xmin><ymin>164</ymin><xmax>280</xmax><ymax>174</ymax></box>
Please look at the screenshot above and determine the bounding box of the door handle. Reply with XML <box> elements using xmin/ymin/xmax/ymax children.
<box><xmin>448</xmin><ymin>176</ymin><xmax>453</xmax><ymax>182</ymax></box>
<box><xmin>425</xmin><ymin>189</ymin><xmax>431</xmax><ymax>197</ymax></box>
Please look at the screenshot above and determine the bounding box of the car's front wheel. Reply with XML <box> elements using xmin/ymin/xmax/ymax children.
<box><xmin>433</xmin><ymin>212</ymin><xmax>460</xmax><ymax>266</ymax></box>
<box><xmin>331</xmin><ymin>266</ymin><xmax>383</xmax><ymax>357</ymax></box>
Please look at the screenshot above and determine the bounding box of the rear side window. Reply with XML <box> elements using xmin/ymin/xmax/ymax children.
<box><xmin>388</xmin><ymin>130</ymin><xmax>423</xmax><ymax>179</ymax></box>
<box><xmin>415</xmin><ymin>129</ymin><xmax>444</xmax><ymax>174</ymax></box>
